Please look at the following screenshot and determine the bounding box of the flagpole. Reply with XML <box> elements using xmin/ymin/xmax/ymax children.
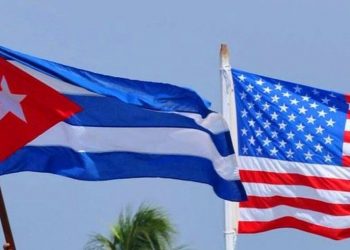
<box><xmin>0</xmin><ymin>186</ymin><xmax>16</xmax><ymax>250</ymax></box>
<box><xmin>220</xmin><ymin>44</ymin><xmax>240</xmax><ymax>250</ymax></box>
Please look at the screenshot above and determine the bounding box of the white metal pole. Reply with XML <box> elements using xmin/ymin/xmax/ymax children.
<box><xmin>220</xmin><ymin>44</ymin><xmax>240</xmax><ymax>250</ymax></box>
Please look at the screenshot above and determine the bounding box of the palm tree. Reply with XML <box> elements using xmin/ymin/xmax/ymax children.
<box><xmin>85</xmin><ymin>204</ymin><xmax>187</xmax><ymax>250</ymax></box>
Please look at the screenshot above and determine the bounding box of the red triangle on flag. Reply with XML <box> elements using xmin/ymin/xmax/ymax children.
<box><xmin>0</xmin><ymin>58</ymin><xmax>81</xmax><ymax>161</ymax></box>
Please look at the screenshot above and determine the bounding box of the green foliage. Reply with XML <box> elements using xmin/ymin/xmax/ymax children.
<box><xmin>85</xmin><ymin>204</ymin><xmax>188</xmax><ymax>250</ymax></box>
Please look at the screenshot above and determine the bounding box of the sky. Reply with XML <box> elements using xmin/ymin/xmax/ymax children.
<box><xmin>0</xmin><ymin>0</ymin><xmax>350</xmax><ymax>249</ymax></box>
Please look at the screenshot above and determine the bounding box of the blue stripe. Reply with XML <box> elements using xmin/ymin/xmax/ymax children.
<box><xmin>66</xmin><ymin>94</ymin><xmax>234</xmax><ymax>156</ymax></box>
<box><xmin>0</xmin><ymin>46</ymin><xmax>211</xmax><ymax>116</ymax></box>
<box><xmin>0</xmin><ymin>146</ymin><xmax>246</xmax><ymax>201</ymax></box>
<box><xmin>66</xmin><ymin>94</ymin><xmax>208</xmax><ymax>128</ymax></box>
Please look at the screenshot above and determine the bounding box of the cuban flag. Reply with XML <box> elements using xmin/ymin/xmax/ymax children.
<box><xmin>0</xmin><ymin>46</ymin><xmax>246</xmax><ymax>201</ymax></box>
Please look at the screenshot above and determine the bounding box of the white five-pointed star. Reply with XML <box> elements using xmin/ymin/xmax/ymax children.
<box><xmin>262</xmin><ymin>102</ymin><xmax>270</xmax><ymax>111</ymax></box>
<box><xmin>295</xmin><ymin>141</ymin><xmax>304</xmax><ymax>150</ymax></box>
<box><xmin>279</xmin><ymin>140</ymin><xmax>287</xmax><ymax>148</ymax></box>
<box><xmin>290</xmin><ymin>99</ymin><xmax>299</xmax><ymax>105</ymax></box>
<box><xmin>318</xmin><ymin>110</ymin><xmax>327</xmax><ymax>117</ymax></box>
<box><xmin>307</xmin><ymin>116</ymin><xmax>316</xmax><ymax>124</ymax></box>
<box><xmin>0</xmin><ymin>76</ymin><xmax>27</xmax><ymax>122</ymax></box>
<box><xmin>298</xmin><ymin>106</ymin><xmax>307</xmax><ymax>114</ymax></box>
<box><xmin>279</xmin><ymin>121</ymin><xmax>287</xmax><ymax>130</ymax></box>
<box><xmin>247</xmin><ymin>102</ymin><xmax>254</xmax><ymax>110</ymax></box>
<box><xmin>324</xmin><ymin>136</ymin><xmax>334</xmax><ymax>144</ymax></box>
<box><xmin>254</xmin><ymin>93</ymin><xmax>262</xmax><ymax>101</ymax></box>
<box><xmin>329</xmin><ymin>106</ymin><xmax>337</xmax><ymax>112</ymax></box>
<box><xmin>326</xmin><ymin>119</ymin><xmax>335</xmax><ymax>127</ymax></box>
<box><xmin>256</xmin><ymin>79</ymin><xmax>264</xmax><ymax>85</ymax></box>
<box><xmin>271</xmin><ymin>95</ymin><xmax>280</xmax><ymax>103</ymax></box>
<box><xmin>242</xmin><ymin>146</ymin><xmax>248</xmax><ymax>154</ymax></box>
<box><xmin>286</xmin><ymin>149</ymin><xmax>294</xmax><ymax>158</ymax></box>
<box><xmin>271</xmin><ymin>131</ymin><xmax>278</xmax><ymax>138</ymax></box>
<box><xmin>270</xmin><ymin>147</ymin><xmax>278</xmax><ymax>156</ymax></box>
<box><xmin>279</xmin><ymin>104</ymin><xmax>288</xmax><ymax>112</ymax></box>
<box><xmin>248</xmin><ymin>136</ymin><xmax>256</xmax><ymax>145</ymax></box>
<box><xmin>246</xmin><ymin>84</ymin><xmax>254</xmax><ymax>92</ymax></box>
<box><xmin>275</xmin><ymin>83</ymin><xmax>283</xmax><ymax>90</ymax></box>
<box><xmin>256</xmin><ymin>146</ymin><xmax>263</xmax><ymax>155</ymax></box>
<box><xmin>310</xmin><ymin>102</ymin><xmax>319</xmax><ymax>109</ymax></box>
<box><xmin>305</xmin><ymin>134</ymin><xmax>314</xmax><ymax>142</ymax></box>
<box><xmin>256</xmin><ymin>127</ymin><xmax>263</xmax><ymax>137</ymax></box>
<box><xmin>271</xmin><ymin>112</ymin><xmax>279</xmax><ymax>120</ymax></box>
<box><xmin>256</xmin><ymin>111</ymin><xmax>263</xmax><ymax>119</ymax></box>
<box><xmin>302</xmin><ymin>95</ymin><xmax>310</xmax><ymax>102</ymax></box>
<box><xmin>321</xmin><ymin>97</ymin><xmax>330</xmax><ymax>104</ymax></box>
<box><xmin>305</xmin><ymin>151</ymin><xmax>313</xmax><ymax>160</ymax></box>
<box><xmin>294</xmin><ymin>85</ymin><xmax>302</xmax><ymax>93</ymax></box>
<box><xmin>315</xmin><ymin>126</ymin><xmax>324</xmax><ymax>134</ymax></box>
<box><xmin>288</xmin><ymin>113</ymin><xmax>297</xmax><ymax>122</ymax></box>
<box><xmin>263</xmin><ymin>137</ymin><xmax>272</xmax><ymax>146</ymax></box>
<box><xmin>240</xmin><ymin>92</ymin><xmax>247</xmax><ymax>100</ymax></box>
<box><xmin>263</xmin><ymin>87</ymin><xmax>272</xmax><ymax>94</ymax></box>
<box><xmin>324</xmin><ymin>154</ymin><xmax>332</xmax><ymax>163</ymax></box>
<box><xmin>287</xmin><ymin>131</ymin><xmax>295</xmax><ymax>139</ymax></box>
<box><xmin>314</xmin><ymin>143</ymin><xmax>323</xmax><ymax>152</ymax></box>
<box><xmin>296</xmin><ymin>123</ymin><xmax>305</xmax><ymax>131</ymax></box>
<box><xmin>248</xmin><ymin>119</ymin><xmax>255</xmax><ymax>127</ymax></box>
<box><xmin>238</xmin><ymin>74</ymin><xmax>246</xmax><ymax>82</ymax></box>
<box><xmin>283</xmin><ymin>92</ymin><xmax>291</xmax><ymax>98</ymax></box>
<box><xmin>263</xmin><ymin>120</ymin><xmax>271</xmax><ymax>128</ymax></box>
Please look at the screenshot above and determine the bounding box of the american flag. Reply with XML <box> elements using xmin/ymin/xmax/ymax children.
<box><xmin>231</xmin><ymin>69</ymin><xmax>350</xmax><ymax>240</ymax></box>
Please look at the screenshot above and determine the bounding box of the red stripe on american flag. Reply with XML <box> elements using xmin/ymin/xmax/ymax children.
<box><xmin>240</xmin><ymin>196</ymin><xmax>350</xmax><ymax>216</ymax></box>
<box><xmin>239</xmin><ymin>217</ymin><xmax>350</xmax><ymax>240</ymax></box>
<box><xmin>346</xmin><ymin>94</ymin><xmax>350</xmax><ymax>103</ymax></box>
<box><xmin>343</xmin><ymin>156</ymin><xmax>350</xmax><ymax>167</ymax></box>
<box><xmin>347</xmin><ymin>113</ymin><xmax>350</xmax><ymax>119</ymax></box>
<box><xmin>240</xmin><ymin>170</ymin><xmax>350</xmax><ymax>191</ymax></box>
<box><xmin>345</xmin><ymin>131</ymin><xmax>350</xmax><ymax>143</ymax></box>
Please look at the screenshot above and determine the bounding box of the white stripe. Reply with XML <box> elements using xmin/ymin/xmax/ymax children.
<box><xmin>28</xmin><ymin>122</ymin><xmax>238</xmax><ymax>180</ymax></box>
<box><xmin>344</xmin><ymin>142</ymin><xmax>350</xmax><ymax>155</ymax></box>
<box><xmin>240</xmin><ymin>206</ymin><xmax>350</xmax><ymax>229</ymax></box>
<box><xmin>244</xmin><ymin>182</ymin><xmax>350</xmax><ymax>204</ymax></box>
<box><xmin>238</xmin><ymin>156</ymin><xmax>350</xmax><ymax>180</ymax></box>
<box><xmin>175</xmin><ymin>112</ymin><xmax>229</xmax><ymax>134</ymax></box>
<box><xmin>8</xmin><ymin>60</ymin><xmax>100</xmax><ymax>96</ymax></box>
<box><xmin>346</xmin><ymin>119</ymin><xmax>350</xmax><ymax>131</ymax></box>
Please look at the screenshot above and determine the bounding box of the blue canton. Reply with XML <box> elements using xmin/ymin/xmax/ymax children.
<box><xmin>233</xmin><ymin>69</ymin><xmax>348</xmax><ymax>166</ymax></box>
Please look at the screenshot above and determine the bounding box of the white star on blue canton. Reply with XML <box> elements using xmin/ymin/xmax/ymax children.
<box><xmin>238</xmin><ymin>74</ymin><xmax>246</xmax><ymax>82</ymax></box>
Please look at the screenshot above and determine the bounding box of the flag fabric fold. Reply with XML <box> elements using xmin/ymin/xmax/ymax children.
<box><xmin>0</xmin><ymin>46</ymin><xmax>246</xmax><ymax>201</ymax></box>
<box><xmin>229</xmin><ymin>69</ymin><xmax>350</xmax><ymax>239</ymax></box>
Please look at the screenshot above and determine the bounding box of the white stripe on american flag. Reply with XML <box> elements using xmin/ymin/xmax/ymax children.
<box><xmin>239</xmin><ymin>156</ymin><xmax>350</xmax><ymax>180</ymax></box>
<box><xmin>244</xmin><ymin>182</ymin><xmax>350</xmax><ymax>204</ymax></box>
<box><xmin>346</xmin><ymin>120</ymin><xmax>350</xmax><ymax>131</ymax></box>
<box><xmin>344</xmin><ymin>142</ymin><xmax>350</xmax><ymax>155</ymax></box>
<box><xmin>240</xmin><ymin>206</ymin><xmax>350</xmax><ymax>229</ymax></box>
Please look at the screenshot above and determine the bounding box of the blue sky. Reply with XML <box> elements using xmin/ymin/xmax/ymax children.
<box><xmin>1</xmin><ymin>0</ymin><xmax>350</xmax><ymax>249</ymax></box>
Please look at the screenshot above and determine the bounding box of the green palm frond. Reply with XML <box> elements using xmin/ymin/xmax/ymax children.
<box><xmin>85</xmin><ymin>204</ymin><xmax>189</xmax><ymax>250</ymax></box>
